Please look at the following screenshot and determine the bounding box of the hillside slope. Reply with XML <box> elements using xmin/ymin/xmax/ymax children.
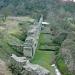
<box><xmin>0</xmin><ymin>0</ymin><xmax>75</xmax><ymax>75</ymax></box>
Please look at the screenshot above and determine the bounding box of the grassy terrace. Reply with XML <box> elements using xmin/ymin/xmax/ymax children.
<box><xmin>32</xmin><ymin>50</ymin><xmax>54</xmax><ymax>69</ymax></box>
<box><xmin>31</xmin><ymin>50</ymin><xmax>56</xmax><ymax>75</ymax></box>
<box><xmin>0</xmin><ymin>39</ymin><xmax>20</xmax><ymax>61</ymax></box>
<box><xmin>31</xmin><ymin>30</ymin><xmax>56</xmax><ymax>75</ymax></box>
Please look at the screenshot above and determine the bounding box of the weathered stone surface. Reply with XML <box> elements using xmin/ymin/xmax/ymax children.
<box><xmin>23</xmin><ymin>61</ymin><xmax>50</xmax><ymax>75</ymax></box>
<box><xmin>23</xmin><ymin>16</ymin><xmax>43</xmax><ymax>58</ymax></box>
<box><xmin>11</xmin><ymin>54</ymin><xmax>50</xmax><ymax>75</ymax></box>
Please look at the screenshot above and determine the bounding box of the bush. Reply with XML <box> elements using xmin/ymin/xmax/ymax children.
<box><xmin>56</xmin><ymin>54</ymin><xmax>72</xmax><ymax>75</ymax></box>
<box><xmin>8</xmin><ymin>60</ymin><xmax>23</xmax><ymax>75</ymax></box>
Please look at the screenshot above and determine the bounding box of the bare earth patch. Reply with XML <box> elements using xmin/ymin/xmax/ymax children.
<box><xmin>0</xmin><ymin>59</ymin><xmax>12</xmax><ymax>75</ymax></box>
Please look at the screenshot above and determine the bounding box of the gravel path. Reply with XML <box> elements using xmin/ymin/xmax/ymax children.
<box><xmin>51</xmin><ymin>64</ymin><xmax>61</xmax><ymax>75</ymax></box>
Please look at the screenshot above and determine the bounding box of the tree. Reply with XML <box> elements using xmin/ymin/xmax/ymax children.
<box><xmin>1</xmin><ymin>4</ymin><xmax>13</xmax><ymax>22</ymax></box>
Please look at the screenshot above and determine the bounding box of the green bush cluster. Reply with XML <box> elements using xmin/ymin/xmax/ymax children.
<box><xmin>9</xmin><ymin>62</ymin><xmax>23</xmax><ymax>75</ymax></box>
<box><xmin>56</xmin><ymin>54</ymin><xmax>72</xmax><ymax>75</ymax></box>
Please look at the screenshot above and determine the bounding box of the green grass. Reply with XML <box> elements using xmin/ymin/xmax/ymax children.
<box><xmin>4</xmin><ymin>34</ymin><xmax>23</xmax><ymax>45</ymax></box>
<box><xmin>39</xmin><ymin>34</ymin><xmax>53</xmax><ymax>44</ymax></box>
<box><xmin>31</xmin><ymin>50</ymin><xmax>56</xmax><ymax>75</ymax></box>
<box><xmin>0</xmin><ymin>39</ymin><xmax>17</xmax><ymax>61</ymax></box>
<box><xmin>0</xmin><ymin>36</ymin><xmax>24</xmax><ymax>62</ymax></box>
<box><xmin>32</xmin><ymin>50</ymin><xmax>52</xmax><ymax>69</ymax></box>
<box><xmin>32</xmin><ymin>50</ymin><xmax>53</xmax><ymax>69</ymax></box>
<box><xmin>32</xmin><ymin>32</ymin><xmax>56</xmax><ymax>75</ymax></box>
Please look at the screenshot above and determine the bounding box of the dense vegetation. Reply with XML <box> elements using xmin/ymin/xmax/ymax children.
<box><xmin>0</xmin><ymin>0</ymin><xmax>50</xmax><ymax>19</ymax></box>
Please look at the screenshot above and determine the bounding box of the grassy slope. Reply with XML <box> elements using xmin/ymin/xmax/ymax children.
<box><xmin>32</xmin><ymin>50</ymin><xmax>53</xmax><ymax>69</ymax></box>
<box><xmin>32</xmin><ymin>29</ymin><xmax>56</xmax><ymax>75</ymax></box>
<box><xmin>0</xmin><ymin>16</ymin><xmax>34</xmax><ymax>61</ymax></box>
<box><xmin>0</xmin><ymin>39</ymin><xmax>17</xmax><ymax>61</ymax></box>
<box><xmin>0</xmin><ymin>16</ymin><xmax>34</xmax><ymax>75</ymax></box>
<box><xmin>32</xmin><ymin>50</ymin><xmax>56</xmax><ymax>75</ymax></box>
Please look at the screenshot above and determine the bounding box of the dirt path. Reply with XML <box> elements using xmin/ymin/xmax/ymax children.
<box><xmin>0</xmin><ymin>59</ymin><xmax>12</xmax><ymax>75</ymax></box>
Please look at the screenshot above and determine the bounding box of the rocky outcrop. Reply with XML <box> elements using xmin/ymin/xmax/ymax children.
<box><xmin>11</xmin><ymin>54</ymin><xmax>50</xmax><ymax>75</ymax></box>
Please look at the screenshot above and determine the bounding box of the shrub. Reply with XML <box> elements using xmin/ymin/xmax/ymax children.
<box><xmin>56</xmin><ymin>54</ymin><xmax>72</xmax><ymax>75</ymax></box>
